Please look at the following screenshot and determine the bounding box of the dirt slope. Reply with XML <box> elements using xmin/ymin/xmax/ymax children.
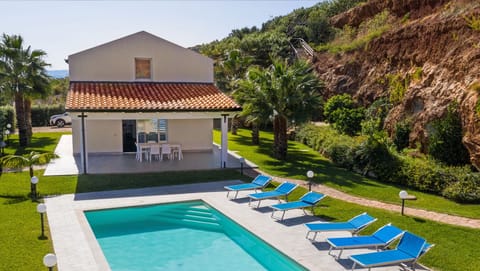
<box><xmin>314</xmin><ymin>0</ymin><xmax>480</xmax><ymax>167</ymax></box>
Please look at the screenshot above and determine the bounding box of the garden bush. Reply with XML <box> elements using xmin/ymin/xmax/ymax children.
<box><xmin>0</xmin><ymin>106</ymin><xmax>15</xmax><ymax>130</ymax></box>
<box><xmin>296</xmin><ymin>124</ymin><xmax>480</xmax><ymax>203</ymax></box>
<box><xmin>393</xmin><ymin>119</ymin><xmax>411</xmax><ymax>151</ymax></box>
<box><xmin>442</xmin><ymin>173</ymin><xmax>480</xmax><ymax>203</ymax></box>
<box><xmin>31</xmin><ymin>105</ymin><xmax>65</xmax><ymax>127</ymax></box>
<box><xmin>428</xmin><ymin>102</ymin><xmax>469</xmax><ymax>166</ymax></box>
<box><xmin>353</xmin><ymin>137</ymin><xmax>399</xmax><ymax>180</ymax></box>
<box><xmin>324</xmin><ymin>94</ymin><xmax>365</xmax><ymax>135</ymax></box>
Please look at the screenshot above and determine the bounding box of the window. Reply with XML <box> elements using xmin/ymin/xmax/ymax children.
<box><xmin>136</xmin><ymin>119</ymin><xmax>168</xmax><ymax>143</ymax></box>
<box><xmin>135</xmin><ymin>58</ymin><xmax>151</xmax><ymax>79</ymax></box>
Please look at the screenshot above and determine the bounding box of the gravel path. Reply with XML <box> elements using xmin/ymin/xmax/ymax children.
<box><xmin>245</xmin><ymin>168</ymin><xmax>480</xmax><ymax>229</ymax></box>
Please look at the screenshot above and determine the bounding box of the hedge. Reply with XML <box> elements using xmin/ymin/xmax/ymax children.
<box><xmin>0</xmin><ymin>105</ymin><xmax>65</xmax><ymax>129</ymax></box>
<box><xmin>296</xmin><ymin>124</ymin><xmax>480</xmax><ymax>203</ymax></box>
<box><xmin>31</xmin><ymin>105</ymin><xmax>65</xmax><ymax>127</ymax></box>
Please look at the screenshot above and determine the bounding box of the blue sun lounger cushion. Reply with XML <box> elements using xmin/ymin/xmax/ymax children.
<box><xmin>248</xmin><ymin>182</ymin><xmax>298</xmax><ymax>208</ymax></box>
<box><xmin>326</xmin><ymin>223</ymin><xmax>404</xmax><ymax>259</ymax></box>
<box><xmin>270</xmin><ymin>191</ymin><xmax>326</xmax><ymax>221</ymax></box>
<box><xmin>305</xmin><ymin>212</ymin><xmax>377</xmax><ymax>241</ymax></box>
<box><xmin>349</xmin><ymin>231</ymin><xmax>433</xmax><ymax>271</ymax></box>
<box><xmin>224</xmin><ymin>175</ymin><xmax>272</xmax><ymax>199</ymax></box>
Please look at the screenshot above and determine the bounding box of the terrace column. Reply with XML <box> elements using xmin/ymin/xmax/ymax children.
<box><xmin>221</xmin><ymin>114</ymin><xmax>229</xmax><ymax>168</ymax></box>
<box><xmin>79</xmin><ymin>112</ymin><xmax>89</xmax><ymax>174</ymax></box>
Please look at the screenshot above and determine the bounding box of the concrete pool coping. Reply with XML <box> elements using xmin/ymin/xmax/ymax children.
<box><xmin>45</xmin><ymin>181</ymin><xmax>410</xmax><ymax>271</ymax></box>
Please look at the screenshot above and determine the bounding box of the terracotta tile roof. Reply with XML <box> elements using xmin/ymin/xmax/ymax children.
<box><xmin>66</xmin><ymin>82</ymin><xmax>241</xmax><ymax>112</ymax></box>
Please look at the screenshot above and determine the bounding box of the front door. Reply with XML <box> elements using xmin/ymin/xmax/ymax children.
<box><xmin>122</xmin><ymin>120</ymin><xmax>136</xmax><ymax>152</ymax></box>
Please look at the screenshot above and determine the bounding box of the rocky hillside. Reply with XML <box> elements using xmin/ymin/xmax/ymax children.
<box><xmin>313</xmin><ymin>0</ymin><xmax>480</xmax><ymax>167</ymax></box>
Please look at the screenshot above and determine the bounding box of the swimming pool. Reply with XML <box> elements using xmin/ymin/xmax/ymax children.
<box><xmin>85</xmin><ymin>201</ymin><xmax>307</xmax><ymax>271</ymax></box>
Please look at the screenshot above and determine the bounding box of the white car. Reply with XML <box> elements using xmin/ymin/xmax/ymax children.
<box><xmin>49</xmin><ymin>112</ymin><xmax>71</xmax><ymax>128</ymax></box>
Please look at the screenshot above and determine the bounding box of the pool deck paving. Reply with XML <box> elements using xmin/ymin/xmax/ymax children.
<box><xmin>45</xmin><ymin>181</ymin><xmax>421</xmax><ymax>271</ymax></box>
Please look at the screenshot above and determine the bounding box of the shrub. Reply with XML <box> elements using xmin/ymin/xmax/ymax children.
<box><xmin>442</xmin><ymin>173</ymin><xmax>480</xmax><ymax>203</ymax></box>
<box><xmin>464</xmin><ymin>14</ymin><xmax>480</xmax><ymax>31</ymax></box>
<box><xmin>354</xmin><ymin>137</ymin><xmax>399</xmax><ymax>179</ymax></box>
<box><xmin>334</xmin><ymin>107</ymin><xmax>365</xmax><ymax>136</ymax></box>
<box><xmin>296</xmin><ymin>124</ymin><xmax>480</xmax><ymax>202</ymax></box>
<box><xmin>361</xmin><ymin>98</ymin><xmax>392</xmax><ymax>135</ymax></box>
<box><xmin>395</xmin><ymin>155</ymin><xmax>455</xmax><ymax>193</ymax></box>
<box><xmin>31</xmin><ymin>105</ymin><xmax>65</xmax><ymax>127</ymax></box>
<box><xmin>387</xmin><ymin>73</ymin><xmax>409</xmax><ymax>104</ymax></box>
<box><xmin>393</xmin><ymin>120</ymin><xmax>411</xmax><ymax>151</ymax></box>
<box><xmin>428</xmin><ymin>102</ymin><xmax>469</xmax><ymax>166</ymax></box>
<box><xmin>323</xmin><ymin>94</ymin><xmax>355</xmax><ymax>123</ymax></box>
<box><xmin>324</xmin><ymin>94</ymin><xmax>365</xmax><ymax>135</ymax></box>
<box><xmin>0</xmin><ymin>106</ymin><xmax>15</xmax><ymax>131</ymax></box>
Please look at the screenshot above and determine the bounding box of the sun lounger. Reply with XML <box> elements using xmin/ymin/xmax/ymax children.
<box><xmin>270</xmin><ymin>191</ymin><xmax>326</xmax><ymax>221</ymax></box>
<box><xmin>248</xmin><ymin>182</ymin><xmax>298</xmax><ymax>208</ymax></box>
<box><xmin>349</xmin><ymin>231</ymin><xmax>434</xmax><ymax>271</ymax></box>
<box><xmin>224</xmin><ymin>175</ymin><xmax>272</xmax><ymax>199</ymax></box>
<box><xmin>326</xmin><ymin>224</ymin><xmax>404</xmax><ymax>259</ymax></box>
<box><xmin>305</xmin><ymin>212</ymin><xmax>377</xmax><ymax>241</ymax></box>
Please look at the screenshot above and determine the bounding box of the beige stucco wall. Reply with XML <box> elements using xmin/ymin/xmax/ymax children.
<box><xmin>68</xmin><ymin>31</ymin><xmax>213</xmax><ymax>82</ymax></box>
<box><xmin>72</xmin><ymin>118</ymin><xmax>213</xmax><ymax>154</ymax></box>
<box><xmin>72</xmin><ymin>120</ymin><xmax>123</xmax><ymax>153</ymax></box>
<box><xmin>167</xmin><ymin>119</ymin><xmax>213</xmax><ymax>151</ymax></box>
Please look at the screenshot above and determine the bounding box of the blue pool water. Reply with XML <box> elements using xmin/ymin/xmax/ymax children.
<box><xmin>85</xmin><ymin>201</ymin><xmax>307</xmax><ymax>271</ymax></box>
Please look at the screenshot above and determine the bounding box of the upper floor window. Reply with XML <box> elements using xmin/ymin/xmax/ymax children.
<box><xmin>135</xmin><ymin>58</ymin><xmax>151</xmax><ymax>79</ymax></box>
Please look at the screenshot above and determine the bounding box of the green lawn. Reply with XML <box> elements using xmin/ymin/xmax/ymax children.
<box><xmin>2</xmin><ymin>132</ymin><xmax>67</xmax><ymax>155</ymax></box>
<box><xmin>213</xmin><ymin>128</ymin><xmax>480</xmax><ymax>219</ymax></box>
<box><xmin>0</xmin><ymin>169</ymin><xmax>248</xmax><ymax>270</ymax></box>
<box><xmin>1</xmin><ymin>130</ymin><xmax>479</xmax><ymax>270</ymax></box>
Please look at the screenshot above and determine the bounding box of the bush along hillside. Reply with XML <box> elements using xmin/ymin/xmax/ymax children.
<box><xmin>295</xmin><ymin>93</ymin><xmax>479</xmax><ymax>203</ymax></box>
<box><xmin>296</xmin><ymin>121</ymin><xmax>480</xmax><ymax>204</ymax></box>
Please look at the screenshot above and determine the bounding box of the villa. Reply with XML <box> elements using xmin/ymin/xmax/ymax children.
<box><xmin>65</xmin><ymin>31</ymin><xmax>241</xmax><ymax>173</ymax></box>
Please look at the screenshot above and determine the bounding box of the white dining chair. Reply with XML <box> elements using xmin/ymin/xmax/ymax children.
<box><xmin>150</xmin><ymin>145</ymin><xmax>160</xmax><ymax>161</ymax></box>
<box><xmin>160</xmin><ymin>144</ymin><xmax>172</xmax><ymax>161</ymax></box>
<box><xmin>135</xmin><ymin>142</ymin><xmax>149</xmax><ymax>162</ymax></box>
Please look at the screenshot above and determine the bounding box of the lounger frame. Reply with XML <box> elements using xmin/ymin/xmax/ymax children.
<box><xmin>247</xmin><ymin>182</ymin><xmax>298</xmax><ymax>208</ymax></box>
<box><xmin>224</xmin><ymin>175</ymin><xmax>272</xmax><ymax>199</ymax></box>
<box><xmin>305</xmin><ymin>212</ymin><xmax>377</xmax><ymax>241</ymax></box>
<box><xmin>326</xmin><ymin>223</ymin><xmax>404</xmax><ymax>259</ymax></box>
<box><xmin>270</xmin><ymin>192</ymin><xmax>326</xmax><ymax>221</ymax></box>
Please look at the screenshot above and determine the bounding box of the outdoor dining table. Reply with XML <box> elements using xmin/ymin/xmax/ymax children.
<box><xmin>137</xmin><ymin>143</ymin><xmax>183</xmax><ymax>162</ymax></box>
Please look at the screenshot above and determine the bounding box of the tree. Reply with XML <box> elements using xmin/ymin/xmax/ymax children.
<box><xmin>0</xmin><ymin>151</ymin><xmax>57</xmax><ymax>197</ymax></box>
<box><xmin>235</xmin><ymin>59</ymin><xmax>323</xmax><ymax>159</ymax></box>
<box><xmin>0</xmin><ymin>34</ymin><xmax>50</xmax><ymax>146</ymax></box>
<box><xmin>235</xmin><ymin>67</ymin><xmax>272</xmax><ymax>144</ymax></box>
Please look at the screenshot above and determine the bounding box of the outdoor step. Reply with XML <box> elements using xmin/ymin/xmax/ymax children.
<box><xmin>160</xmin><ymin>211</ymin><xmax>219</xmax><ymax>224</ymax></box>
<box><xmin>166</xmin><ymin>208</ymin><xmax>216</xmax><ymax>218</ymax></box>
<box><xmin>158</xmin><ymin>214</ymin><xmax>223</xmax><ymax>232</ymax></box>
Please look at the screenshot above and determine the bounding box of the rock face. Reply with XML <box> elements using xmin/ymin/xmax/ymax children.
<box><xmin>314</xmin><ymin>0</ymin><xmax>480</xmax><ymax>167</ymax></box>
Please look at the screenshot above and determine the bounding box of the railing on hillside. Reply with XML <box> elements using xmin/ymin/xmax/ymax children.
<box><xmin>290</xmin><ymin>38</ymin><xmax>314</xmax><ymax>59</ymax></box>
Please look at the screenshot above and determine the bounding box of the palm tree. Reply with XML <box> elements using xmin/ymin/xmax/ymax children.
<box><xmin>0</xmin><ymin>34</ymin><xmax>50</xmax><ymax>146</ymax></box>
<box><xmin>235</xmin><ymin>66</ymin><xmax>272</xmax><ymax>144</ymax></box>
<box><xmin>0</xmin><ymin>151</ymin><xmax>57</xmax><ymax>197</ymax></box>
<box><xmin>235</xmin><ymin>59</ymin><xmax>323</xmax><ymax>159</ymax></box>
<box><xmin>220</xmin><ymin>50</ymin><xmax>252</xmax><ymax>135</ymax></box>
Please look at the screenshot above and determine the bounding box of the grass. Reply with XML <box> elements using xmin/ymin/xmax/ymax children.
<box><xmin>0</xmin><ymin>168</ymin><xmax>248</xmax><ymax>270</ymax></box>
<box><xmin>2</xmin><ymin>132</ymin><xmax>67</xmax><ymax>155</ymax></box>
<box><xmin>1</xmin><ymin>130</ymin><xmax>479</xmax><ymax>270</ymax></box>
<box><xmin>214</xmin><ymin>128</ymin><xmax>480</xmax><ymax>219</ymax></box>
<box><xmin>284</xmin><ymin>185</ymin><xmax>480</xmax><ymax>271</ymax></box>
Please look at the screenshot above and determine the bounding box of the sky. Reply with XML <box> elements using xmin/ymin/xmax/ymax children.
<box><xmin>0</xmin><ymin>1</ymin><xmax>319</xmax><ymax>70</ymax></box>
